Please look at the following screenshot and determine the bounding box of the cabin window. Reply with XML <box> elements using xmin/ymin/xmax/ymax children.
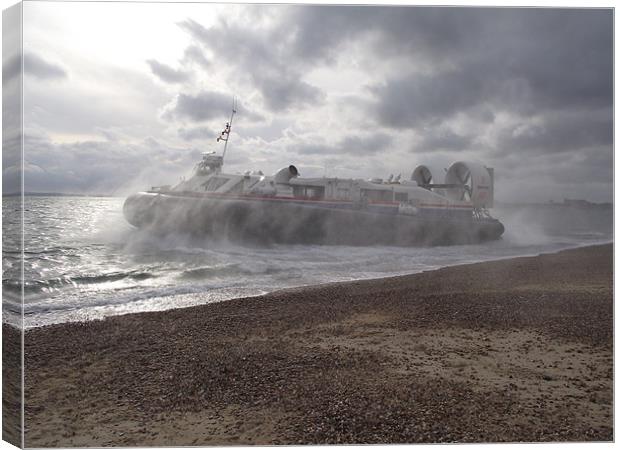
<box><xmin>203</xmin><ymin>177</ymin><xmax>229</xmax><ymax>192</ymax></box>
<box><xmin>293</xmin><ymin>186</ymin><xmax>325</xmax><ymax>200</ymax></box>
<box><xmin>362</xmin><ymin>189</ymin><xmax>393</xmax><ymax>202</ymax></box>
<box><xmin>395</xmin><ymin>192</ymin><xmax>408</xmax><ymax>202</ymax></box>
<box><xmin>336</xmin><ymin>188</ymin><xmax>350</xmax><ymax>199</ymax></box>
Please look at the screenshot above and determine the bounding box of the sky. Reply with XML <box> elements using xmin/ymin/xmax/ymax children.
<box><xmin>2</xmin><ymin>2</ymin><xmax>614</xmax><ymax>202</ymax></box>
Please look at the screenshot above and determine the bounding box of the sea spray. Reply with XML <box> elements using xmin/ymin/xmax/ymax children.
<box><xmin>4</xmin><ymin>196</ymin><xmax>612</xmax><ymax>328</ymax></box>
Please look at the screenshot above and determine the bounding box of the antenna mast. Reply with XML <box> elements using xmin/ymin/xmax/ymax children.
<box><xmin>218</xmin><ymin>96</ymin><xmax>237</xmax><ymax>162</ymax></box>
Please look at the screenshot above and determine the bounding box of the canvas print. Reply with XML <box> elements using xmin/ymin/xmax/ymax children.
<box><xmin>2</xmin><ymin>2</ymin><xmax>613</xmax><ymax>447</ymax></box>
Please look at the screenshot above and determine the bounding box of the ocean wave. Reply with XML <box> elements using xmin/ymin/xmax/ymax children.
<box><xmin>3</xmin><ymin>270</ymin><xmax>157</xmax><ymax>294</ymax></box>
<box><xmin>179</xmin><ymin>263</ymin><xmax>245</xmax><ymax>279</ymax></box>
<box><xmin>21</xmin><ymin>282</ymin><xmax>254</xmax><ymax>317</ymax></box>
<box><xmin>179</xmin><ymin>263</ymin><xmax>285</xmax><ymax>280</ymax></box>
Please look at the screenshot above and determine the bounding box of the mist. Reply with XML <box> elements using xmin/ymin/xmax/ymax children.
<box><xmin>123</xmin><ymin>192</ymin><xmax>507</xmax><ymax>247</ymax></box>
<box><xmin>7</xmin><ymin>191</ymin><xmax>612</xmax><ymax>329</ymax></box>
<box><xmin>494</xmin><ymin>203</ymin><xmax>612</xmax><ymax>248</ymax></box>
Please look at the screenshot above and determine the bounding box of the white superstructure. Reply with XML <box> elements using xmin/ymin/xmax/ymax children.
<box><xmin>124</xmin><ymin>104</ymin><xmax>504</xmax><ymax>245</ymax></box>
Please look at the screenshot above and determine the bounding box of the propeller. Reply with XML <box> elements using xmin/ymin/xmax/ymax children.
<box><xmin>422</xmin><ymin>171</ymin><xmax>432</xmax><ymax>185</ymax></box>
<box><xmin>457</xmin><ymin>170</ymin><xmax>472</xmax><ymax>201</ymax></box>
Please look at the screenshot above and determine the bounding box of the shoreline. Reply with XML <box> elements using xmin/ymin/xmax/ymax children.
<box><xmin>12</xmin><ymin>239</ymin><xmax>613</xmax><ymax>331</ymax></box>
<box><xmin>258</xmin><ymin>239</ymin><xmax>614</xmax><ymax>302</ymax></box>
<box><xmin>7</xmin><ymin>243</ymin><xmax>613</xmax><ymax>445</ymax></box>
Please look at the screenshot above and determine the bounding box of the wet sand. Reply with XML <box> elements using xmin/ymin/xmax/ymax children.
<box><xmin>14</xmin><ymin>243</ymin><xmax>613</xmax><ymax>446</ymax></box>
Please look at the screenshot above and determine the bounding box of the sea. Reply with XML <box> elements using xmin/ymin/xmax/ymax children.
<box><xmin>2</xmin><ymin>196</ymin><xmax>613</xmax><ymax>328</ymax></box>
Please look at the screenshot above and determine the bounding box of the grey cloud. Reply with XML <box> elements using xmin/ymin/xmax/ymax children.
<box><xmin>4</xmin><ymin>52</ymin><xmax>68</xmax><ymax>82</ymax></box>
<box><xmin>546</xmin><ymin>150</ymin><xmax>612</xmax><ymax>186</ymax></box>
<box><xmin>17</xmin><ymin>133</ymin><xmax>201</xmax><ymax>195</ymax></box>
<box><xmin>2</xmin><ymin>69</ymin><xmax>21</xmax><ymax>142</ymax></box>
<box><xmin>3</xmin><ymin>54</ymin><xmax>21</xmax><ymax>84</ymax></box>
<box><xmin>16</xmin><ymin>5</ymin><xmax>613</xmax><ymax>203</ymax></box>
<box><xmin>96</xmin><ymin>127</ymin><xmax>120</xmax><ymax>142</ymax></box>
<box><xmin>286</xmin><ymin>6</ymin><xmax>612</xmax><ymax>103</ymax></box>
<box><xmin>3</xmin><ymin>48</ymin><xmax>22</xmax><ymax>194</ymax></box>
<box><xmin>417</xmin><ymin>127</ymin><xmax>474</xmax><ymax>152</ymax></box>
<box><xmin>257</xmin><ymin>75</ymin><xmax>322</xmax><ymax>111</ymax></box>
<box><xmin>338</xmin><ymin>134</ymin><xmax>393</xmax><ymax>155</ymax></box>
<box><xmin>2</xmin><ymin>4</ymin><xmax>21</xmax><ymax>86</ymax></box>
<box><xmin>146</xmin><ymin>59</ymin><xmax>191</xmax><ymax>84</ymax></box>
<box><xmin>364</xmin><ymin>8</ymin><xmax>612</xmax><ymax>128</ymax></box>
<box><xmin>293</xmin><ymin>133</ymin><xmax>393</xmax><ymax>156</ymax></box>
<box><xmin>165</xmin><ymin>90</ymin><xmax>262</xmax><ymax>122</ymax></box>
<box><xmin>178</xmin><ymin>19</ymin><xmax>323</xmax><ymax>111</ymax></box>
<box><xmin>24</xmin><ymin>52</ymin><xmax>67</xmax><ymax>80</ymax></box>
<box><xmin>369</xmin><ymin>70</ymin><xmax>490</xmax><ymax>128</ymax></box>
<box><xmin>283</xmin><ymin>6</ymin><xmax>484</xmax><ymax>62</ymax></box>
<box><xmin>2</xmin><ymin>129</ymin><xmax>21</xmax><ymax>194</ymax></box>
<box><xmin>177</xmin><ymin>18</ymin><xmax>210</xmax><ymax>43</ymax></box>
<box><xmin>169</xmin><ymin>91</ymin><xmax>235</xmax><ymax>121</ymax></box>
<box><xmin>272</xmin><ymin>6</ymin><xmax>616</xmax><ymax>159</ymax></box>
<box><xmin>491</xmin><ymin>148</ymin><xmax>612</xmax><ymax>202</ymax></box>
<box><xmin>178</xmin><ymin>126</ymin><xmax>216</xmax><ymax>141</ymax></box>
<box><xmin>495</xmin><ymin>111</ymin><xmax>612</xmax><ymax>155</ymax></box>
<box><xmin>284</xmin><ymin>6</ymin><xmax>371</xmax><ymax>63</ymax></box>
<box><xmin>293</xmin><ymin>143</ymin><xmax>333</xmax><ymax>155</ymax></box>
<box><xmin>499</xmin><ymin>10</ymin><xmax>612</xmax><ymax>112</ymax></box>
<box><xmin>182</xmin><ymin>45</ymin><xmax>210</xmax><ymax>69</ymax></box>
<box><xmin>284</xmin><ymin>6</ymin><xmax>492</xmax><ymax>64</ymax></box>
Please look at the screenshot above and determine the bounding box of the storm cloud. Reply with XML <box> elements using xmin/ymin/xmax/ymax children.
<box><xmin>16</xmin><ymin>4</ymin><xmax>613</xmax><ymax>203</ymax></box>
<box><xmin>416</xmin><ymin>126</ymin><xmax>474</xmax><ymax>153</ymax></box>
<box><xmin>178</xmin><ymin>18</ymin><xmax>324</xmax><ymax>111</ymax></box>
<box><xmin>362</xmin><ymin>9</ymin><xmax>612</xmax><ymax>136</ymax></box>
<box><xmin>369</xmin><ymin>70</ymin><xmax>490</xmax><ymax>128</ymax></box>
<box><xmin>163</xmin><ymin>90</ymin><xmax>262</xmax><ymax>123</ymax></box>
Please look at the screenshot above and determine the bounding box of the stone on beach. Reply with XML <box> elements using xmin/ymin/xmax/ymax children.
<box><xmin>8</xmin><ymin>244</ymin><xmax>613</xmax><ymax>446</ymax></box>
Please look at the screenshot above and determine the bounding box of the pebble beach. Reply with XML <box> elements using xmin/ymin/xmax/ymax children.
<box><xmin>5</xmin><ymin>243</ymin><xmax>613</xmax><ymax>446</ymax></box>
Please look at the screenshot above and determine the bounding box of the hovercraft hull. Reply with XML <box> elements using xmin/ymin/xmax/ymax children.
<box><xmin>124</xmin><ymin>192</ymin><xmax>504</xmax><ymax>246</ymax></box>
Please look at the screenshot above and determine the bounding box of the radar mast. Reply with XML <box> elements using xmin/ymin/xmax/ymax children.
<box><xmin>196</xmin><ymin>97</ymin><xmax>237</xmax><ymax>175</ymax></box>
<box><xmin>218</xmin><ymin>96</ymin><xmax>238</xmax><ymax>163</ymax></box>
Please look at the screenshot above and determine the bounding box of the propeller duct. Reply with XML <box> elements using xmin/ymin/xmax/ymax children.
<box><xmin>444</xmin><ymin>161</ymin><xmax>494</xmax><ymax>209</ymax></box>
<box><xmin>411</xmin><ymin>165</ymin><xmax>434</xmax><ymax>189</ymax></box>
